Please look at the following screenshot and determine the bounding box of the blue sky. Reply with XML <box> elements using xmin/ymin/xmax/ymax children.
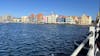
<box><xmin>0</xmin><ymin>0</ymin><xmax>99</xmax><ymax>20</ymax></box>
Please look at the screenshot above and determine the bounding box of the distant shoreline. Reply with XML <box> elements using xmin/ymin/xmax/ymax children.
<box><xmin>0</xmin><ymin>23</ymin><xmax>93</xmax><ymax>26</ymax></box>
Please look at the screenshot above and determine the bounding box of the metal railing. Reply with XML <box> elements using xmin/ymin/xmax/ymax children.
<box><xmin>95</xmin><ymin>16</ymin><xmax>100</xmax><ymax>56</ymax></box>
<box><xmin>71</xmin><ymin>16</ymin><xmax>100</xmax><ymax>56</ymax></box>
<box><xmin>87</xmin><ymin>26</ymin><xmax>95</xmax><ymax>56</ymax></box>
<box><xmin>71</xmin><ymin>26</ymin><xmax>95</xmax><ymax>56</ymax></box>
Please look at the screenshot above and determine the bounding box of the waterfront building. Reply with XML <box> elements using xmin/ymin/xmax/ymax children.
<box><xmin>29</xmin><ymin>14</ymin><xmax>37</xmax><ymax>23</ymax></box>
<box><xmin>43</xmin><ymin>16</ymin><xmax>48</xmax><ymax>23</ymax></box>
<box><xmin>47</xmin><ymin>13</ymin><xmax>58</xmax><ymax>24</ymax></box>
<box><xmin>1</xmin><ymin>15</ymin><xmax>13</xmax><ymax>23</ymax></box>
<box><xmin>78</xmin><ymin>17</ymin><xmax>82</xmax><ymax>25</ymax></box>
<box><xmin>21</xmin><ymin>16</ymin><xmax>29</xmax><ymax>23</ymax></box>
<box><xmin>65</xmin><ymin>16</ymin><xmax>76</xmax><ymax>24</ymax></box>
<box><xmin>36</xmin><ymin>13</ymin><xmax>43</xmax><ymax>23</ymax></box>
<box><xmin>56</xmin><ymin>15</ymin><xmax>66</xmax><ymax>24</ymax></box>
<box><xmin>72</xmin><ymin>16</ymin><xmax>79</xmax><ymax>24</ymax></box>
<box><xmin>12</xmin><ymin>18</ymin><xmax>21</xmax><ymax>23</ymax></box>
<box><xmin>0</xmin><ymin>16</ymin><xmax>3</xmax><ymax>23</ymax></box>
<box><xmin>79</xmin><ymin>14</ymin><xmax>92</xmax><ymax>25</ymax></box>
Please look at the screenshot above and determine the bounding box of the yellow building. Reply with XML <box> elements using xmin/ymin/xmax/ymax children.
<box><xmin>21</xmin><ymin>16</ymin><xmax>29</xmax><ymax>23</ymax></box>
<box><xmin>79</xmin><ymin>14</ymin><xmax>92</xmax><ymax>25</ymax></box>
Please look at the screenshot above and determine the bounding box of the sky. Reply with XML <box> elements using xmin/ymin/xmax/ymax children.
<box><xmin>0</xmin><ymin>0</ymin><xmax>99</xmax><ymax>20</ymax></box>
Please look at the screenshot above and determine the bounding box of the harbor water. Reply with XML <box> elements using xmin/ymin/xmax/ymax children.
<box><xmin>0</xmin><ymin>23</ymin><xmax>89</xmax><ymax>56</ymax></box>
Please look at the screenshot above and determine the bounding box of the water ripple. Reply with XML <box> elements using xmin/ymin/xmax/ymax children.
<box><xmin>0</xmin><ymin>24</ymin><xmax>88</xmax><ymax>56</ymax></box>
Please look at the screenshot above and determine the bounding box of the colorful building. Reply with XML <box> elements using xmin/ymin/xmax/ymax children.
<box><xmin>0</xmin><ymin>15</ymin><xmax>13</xmax><ymax>23</ymax></box>
<box><xmin>79</xmin><ymin>14</ymin><xmax>92</xmax><ymax>25</ymax></box>
<box><xmin>56</xmin><ymin>16</ymin><xmax>66</xmax><ymax>24</ymax></box>
<box><xmin>12</xmin><ymin>18</ymin><xmax>21</xmax><ymax>23</ymax></box>
<box><xmin>78</xmin><ymin>17</ymin><xmax>82</xmax><ymax>25</ymax></box>
<box><xmin>0</xmin><ymin>16</ymin><xmax>3</xmax><ymax>23</ymax></box>
<box><xmin>0</xmin><ymin>13</ymin><xmax>93</xmax><ymax>25</ymax></box>
<box><xmin>72</xmin><ymin>16</ymin><xmax>79</xmax><ymax>24</ymax></box>
<box><xmin>36</xmin><ymin>13</ymin><xmax>43</xmax><ymax>23</ymax></box>
<box><xmin>47</xmin><ymin>13</ymin><xmax>58</xmax><ymax>24</ymax></box>
<box><xmin>29</xmin><ymin>14</ymin><xmax>37</xmax><ymax>23</ymax></box>
<box><xmin>21</xmin><ymin>16</ymin><xmax>29</xmax><ymax>23</ymax></box>
<box><xmin>43</xmin><ymin>16</ymin><xmax>48</xmax><ymax>23</ymax></box>
<box><xmin>65</xmin><ymin>16</ymin><xmax>76</xmax><ymax>24</ymax></box>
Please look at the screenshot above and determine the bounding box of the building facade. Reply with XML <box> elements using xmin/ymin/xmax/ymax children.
<box><xmin>47</xmin><ymin>14</ymin><xmax>58</xmax><ymax>23</ymax></box>
<box><xmin>21</xmin><ymin>16</ymin><xmax>29</xmax><ymax>23</ymax></box>
<box><xmin>12</xmin><ymin>18</ymin><xmax>21</xmax><ymax>23</ymax></box>
<box><xmin>79</xmin><ymin>14</ymin><xmax>92</xmax><ymax>25</ymax></box>
<box><xmin>29</xmin><ymin>14</ymin><xmax>37</xmax><ymax>24</ymax></box>
<box><xmin>72</xmin><ymin>16</ymin><xmax>79</xmax><ymax>24</ymax></box>
<box><xmin>0</xmin><ymin>15</ymin><xmax>13</xmax><ymax>23</ymax></box>
<box><xmin>65</xmin><ymin>16</ymin><xmax>76</xmax><ymax>24</ymax></box>
<box><xmin>43</xmin><ymin>16</ymin><xmax>48</xmax><ymax>23</ymax></box>
<box><xmin>0</xmin><ymin>13</ymin><xmax>93</xmax><ymax>25</ymax></box>
<box><xmin>56</xmin><ymin>16</ymin><xmax>66</xmax><ymax>24</ymax></box>
<box><xmin>0</xmin><ymin>16</ymin><xmax>3</xmax><ymax>23</ymax></box>
<box><xmin>36</xmin><ymin>13</ymin><xmax>43</xmax><ymax>23</ymax></box>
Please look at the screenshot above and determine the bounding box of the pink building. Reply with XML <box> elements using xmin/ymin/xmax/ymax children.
<box><xmin>43</xmin><ymin>16</ymin><xmax>48</xmax><ymax>23</ymax></box>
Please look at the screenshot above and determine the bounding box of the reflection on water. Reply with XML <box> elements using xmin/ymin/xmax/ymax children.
<box><xmin>0</xmin><ymin>23</ymin><xmax>89</xmax><ymax>56</ymax></box>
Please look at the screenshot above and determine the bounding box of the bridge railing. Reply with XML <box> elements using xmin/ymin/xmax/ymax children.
<box><xmin>71</xmin><ymin>26</ymin><xmax>95</xmax><ymax>56</ymax></box>
<box><xmin>71</xmin><ymin>18</ymin><xmax>100</xmax><ymax>56</ymax></box>
<box><xmin>87</xmin><ymin>26</ymin><xmax>95</xmax><ymax>56</ymax></box>
<box><xmin>94</xmin><ymin>18</ymin><xmax>100</xmax><ymax>56</ymax></box>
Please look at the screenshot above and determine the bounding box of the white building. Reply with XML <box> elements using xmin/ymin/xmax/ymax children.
<box><xmin>0</xmin><ymin>15</ymin><xmax>13</xmax><ymax>23</ymax></box>
<box><xmin>0</xmin><ymin>16</ymin><xmax>3</xmax><ymax>23</ymax></box>
<box><xmin>21</xmin><ymin>16</ymin><xmax>29</xmax><ymax>23</ymax></box>
<box><xmin>12</xmin><ymin>18</ymin><xmax>21</xmax><ymax>23</ymax></box>
<box><xmin>65</xmin><ymin>16</ymin><xmax>76</xmax><ymax>24</ymax></box>
<box><xmin>47</xmin><ymin>13</ymin><xmax>58</xmax><ymax>23</ymax></box>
